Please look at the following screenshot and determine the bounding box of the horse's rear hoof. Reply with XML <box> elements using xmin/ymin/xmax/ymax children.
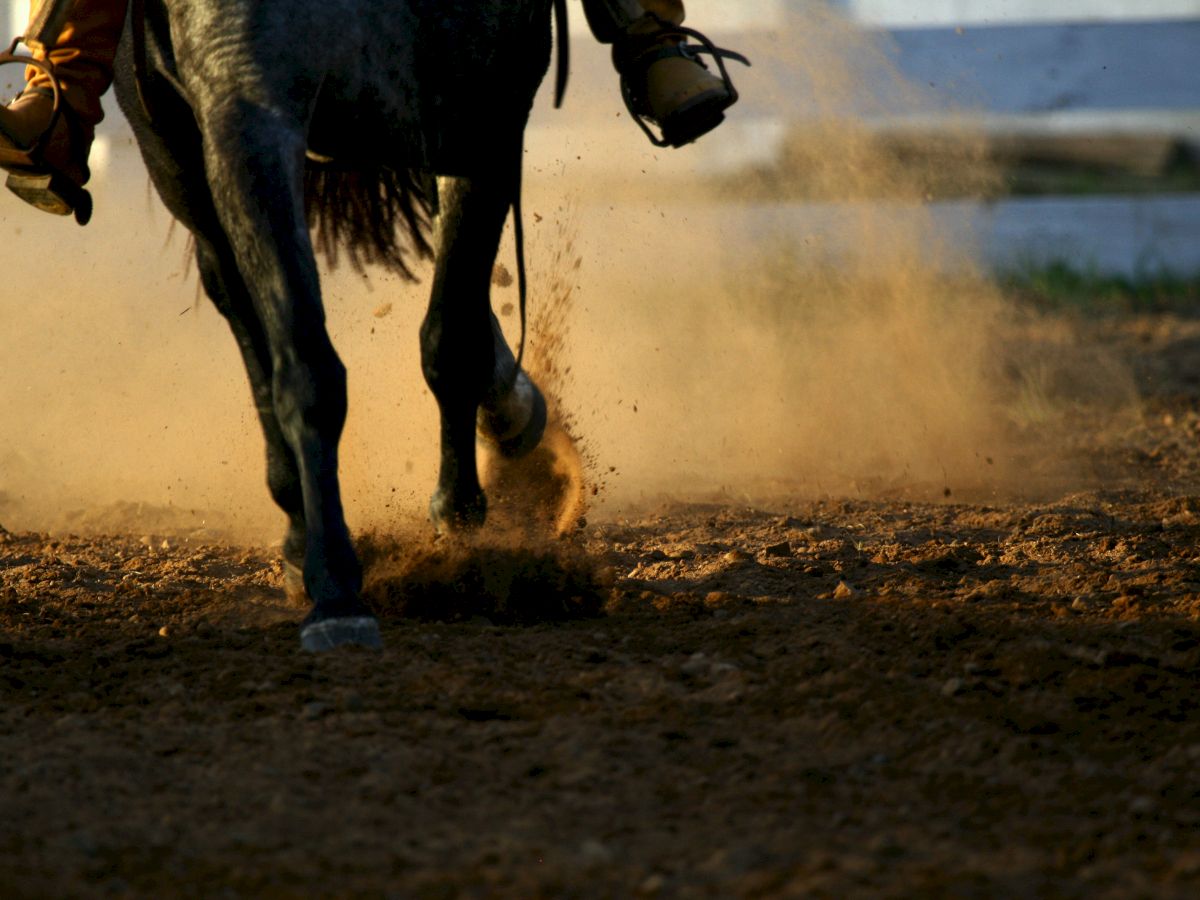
<box><xmin>299</xmin><ymin>616</ymin><xmax>383</xmax><ymax>652</ymax></box>
<box><xmin>478</xmin><ymin>370</ymin><xmax>548</xmax><ymax>460</ymax></box>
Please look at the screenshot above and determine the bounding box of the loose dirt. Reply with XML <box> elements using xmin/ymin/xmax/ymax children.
<box><xmin>3</xmin><ymin>308</ymin><xmax>1200</xmax><ymax>898</ymax></box>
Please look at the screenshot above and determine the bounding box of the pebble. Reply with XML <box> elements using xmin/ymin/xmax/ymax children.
<box><xmin>301</xmin><ymin>701</ymin><xmax>329</xmax><ymax>721</ymax></box>
<box><xmin>158</xmin><ymin>625</ymin><xmax>170</xmax><ymax>638</ymax></box>
<box><xmin>941</xmin><ymin>677</ymin><xmax>965</xmax><ymax>697</ymax></box>
<box><xmin>638</xmin><ymin>874</ymin><xmax>666</xmax><ymax>895</ymax></box>
<box><xmin>723</xmin><ymin>550</ymin><xmax>754</xmax><ymax>564</ymax></box>
<box><xmin>1129</xmin><ymin>796</ymin><xmax>1155</xmax><ymax>815</ymax></box>
<box><xmin>763</xmin><ymin>541</ymin><xmax>793</xmax><ymax>558</ymax></box>
<box><xmin>833</xmin><ymin>581</ymin><xmax>856</xmax><ymax>600</ymax></box>
<box><xmin>579</xmin><ymin>839</ymin><xmax>613</xmax><ymax>864</ymax></box>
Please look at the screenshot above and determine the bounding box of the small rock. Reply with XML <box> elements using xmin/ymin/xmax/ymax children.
<box><xmin>638</xmin><ymin>874</ymin><xmax>666</xmax><ymax>895</ymax></box>
<box><xmin>1172</xmin><ymin>850</ymin><xmax>1200</xmax><ymax>877</ymax></box>
<box><xmin>723</xmin><ymin>550</ymin><xmax>754</xmax><ymax>564</ymax></box>
<box><xmin>1070</xmin><ymin>597</ymin><xmax>1088</xmax><ymax>611</ymax></box>
<box><xmin>160</xmin><ymin>539</ymin><xmax>171</xmax><ymax>551</ymax></box>
<box><xmin>941</xmin><ymin>677</ymin><xmax>965</xmax><ymax>697</ymax></box>
<box><xmin>1129</xmin><ymin>796</ymin><xmax>1155</xmax><ymax>816</ymax></box>
<box><xmin>157</xmin><ymin>625</ymin><xmax>170</xmax><ymax>638</ymax></box>
<box><xmin>833</xmin><ymin>581</ymin><xmax>856</xmax><ymax>600</ymax></box>
<box><xmin>579</xmin><ymin>839</ymin><xmax>613</xmax><ymax>864</ymax></box>
<box><xmin>763</xmin><ymin>541</ymin><xmax>792</xmax><ymax>558</ymax></box>
<box><xmin>301</xmin><ymin>701</ymin><xmax>329</xmax><ymax>721</ymax></box>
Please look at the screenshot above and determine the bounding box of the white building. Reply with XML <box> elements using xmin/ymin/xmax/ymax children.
<box><xmin>837</xmin><ymin>0</ymin><xmax>1200</xmax><ymax>26</ymax></box>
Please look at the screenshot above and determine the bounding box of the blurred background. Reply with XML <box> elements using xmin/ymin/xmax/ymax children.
<box><xmin>0</xmin><ymin>0</ymin><xmax>1197</xmax><ymax>539</ymax></box>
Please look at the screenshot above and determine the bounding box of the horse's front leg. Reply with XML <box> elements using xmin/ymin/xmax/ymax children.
<box><xmin>422</xmin><ymin>174</ymin><xmax>517</xmax><ymax>532</ymax></box>
<box><xmin>203</xmin><ymin>102</ymin><xmax>377</xmax><ymax>650</ymax></box>
<box><xmin>193</xmin><ymin>238</ymin><xmax>307</xmax><ymax>595</ymax></box>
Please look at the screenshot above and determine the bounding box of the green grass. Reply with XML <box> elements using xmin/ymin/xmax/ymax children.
<box><xmin>999</xmin><ymin>262</ymin><xmax>1200</xmax><ymax>316</ymax></box>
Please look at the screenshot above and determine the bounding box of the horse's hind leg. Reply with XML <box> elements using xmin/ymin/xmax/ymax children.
<box><xmin>422</xmin><ymin>173</ymin><xmax>546</xmax><ymax>532</ymax></box>
<box><xmin>477</xmin><ymin>311</ymin><xmax>548</xmax><ymax>461</ymax></box>
<box><xmin>202</xmin><ymin>103</ymin><xmax>376</xmax><ymax>650</ymax></box>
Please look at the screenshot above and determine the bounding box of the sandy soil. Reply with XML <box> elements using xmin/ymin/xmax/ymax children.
<box><xmin>3</xmin><ymin>310</ymin><xmax>1200</xmax><ymax>898</ymax></box>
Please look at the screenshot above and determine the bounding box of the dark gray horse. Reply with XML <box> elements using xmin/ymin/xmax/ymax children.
<box><xmin>112</xmin><ymin>0</ymin><xmax>560</xmax><ymax>650</ymax></box>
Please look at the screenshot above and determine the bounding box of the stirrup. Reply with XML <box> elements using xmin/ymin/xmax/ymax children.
<box><xmin>0</xmin><ymin>38</ymin><xmax>92</xmax><ymax>224</ymax></box>
<box><xmin>619</xmin><ymin>19</ymin><xmax>751</xmax><ymax>149</ymax></box>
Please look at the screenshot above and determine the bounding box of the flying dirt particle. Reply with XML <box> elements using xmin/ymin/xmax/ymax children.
<box><xmin>943</xmin><ymin>487</ymin><xmax>953</xmax><ymax>498</ymax></box>
<box><xmin>373</xmin><ymin>302</ymin><xmax>393</xmax><ymax>318</ymax></box>
<box><xmin>492</xmin><ymin>263</ymin><xmax>514</xmax><ymax>288</ymax></box>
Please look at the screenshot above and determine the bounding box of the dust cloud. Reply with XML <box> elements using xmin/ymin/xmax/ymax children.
<box><xmin>0</xmin><ymin>3</ymin><xmax>1136</xmax><ymax>542</ymax></box>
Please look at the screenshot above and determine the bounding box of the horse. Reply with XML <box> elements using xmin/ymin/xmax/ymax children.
<box><xmin>110</xmin><ymin>0</ymin><xmax>564</xmax><ymax>650</ymax></box>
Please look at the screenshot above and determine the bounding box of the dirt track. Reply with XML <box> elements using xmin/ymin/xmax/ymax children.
<box><xmin>4</xmin><ymin>310</ymin><xmax>1200</xmax><ymax>897</ymax></box>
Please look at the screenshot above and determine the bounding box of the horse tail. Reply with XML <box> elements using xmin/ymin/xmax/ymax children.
<box><xmin>304</xmin><ymin>162</ymin><xmax>434</xmax><ymax>279</ymax></box>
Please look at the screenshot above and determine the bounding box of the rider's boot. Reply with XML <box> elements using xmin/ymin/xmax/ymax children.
<box><xmin>584</xmin><ymin>0</ymin><xmax>744</xmax><ymax>148</ymax></box>
<box><xmin>0</xmin><ymin>0</ymin><xmax>127</xmax><ymax>219</ymax></box>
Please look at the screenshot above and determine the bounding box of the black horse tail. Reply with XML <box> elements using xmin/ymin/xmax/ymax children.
<box><xmin>304</xmin><ymin>162</ymin><xmax>434</xmax><ymax>279</ymax></box>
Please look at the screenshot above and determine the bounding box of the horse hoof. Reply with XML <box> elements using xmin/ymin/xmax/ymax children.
<box><xmin>478</xmin><ymin>370</ymin><xmax>547</xmax><ymax>460</ymax></box>
<box><xmin>299</xmin><ymin>616</ymin><xmax>383</xmax><ymax>652</ymax></box>
<box><xmin>429</xmin><ymin>488</ymin><xmax>487</xmax><ymax>535</ymax></box>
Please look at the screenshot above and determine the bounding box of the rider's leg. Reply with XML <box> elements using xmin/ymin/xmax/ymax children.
<box><xmin>583</xmin><ymin>0</ymin><xmax>741</xmax><ymax>148</ymax></box>
<box><xmin>0</xmin><ymin>0</ymin><xmax>127</xmax><ymax>214</ymax></box>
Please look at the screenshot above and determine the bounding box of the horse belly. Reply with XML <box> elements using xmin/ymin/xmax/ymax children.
<box><xmin>308</xmin><ymin>0</ymin><xmax>552</xmax><ymax>174</ymax></box>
